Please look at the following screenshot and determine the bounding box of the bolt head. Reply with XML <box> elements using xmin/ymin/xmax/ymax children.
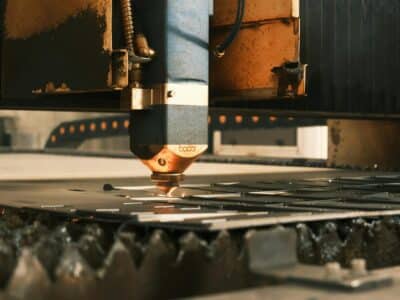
<box><xmin>158</xmin><ymin>158</ymin><xmax>167</xmax><ymax>166</ymax></box>
<box><xmin>167</xmin><ymin>90</ymin><xmax>176</xmax><ymax>98</ymax></box>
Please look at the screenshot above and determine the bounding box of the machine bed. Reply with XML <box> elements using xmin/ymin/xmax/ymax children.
<box><xmin>0</xmin><ymin>153</ymin><xmax>400</xmax><ymax>299</ymax></box>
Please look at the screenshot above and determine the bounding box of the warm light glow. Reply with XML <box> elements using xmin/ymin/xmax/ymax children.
<box><xmin>124</xmin><ymin>120</ymin><xmax>130</xmax><ymax>129</ymax></box>
<box><xmin>252</xmin><ymin>116</ymin><xmax>260</xmax><ymax>123</ymax></box>
<box><xmin>269</xmin><ymin>116</ymin><xmax>278</xmax><ymax>122</ymax></box>
<box><xmin>80</xmin><ymin>124</ymin><xmax>86</xmax><ymax>133</ymax></box>
<box><xmin>69</xmin><ymin>125</ymin><xmax>75</xmax><ymax>134</ymax></box>
<box><xmin>235</xmin><ymin>115</ymin><xmax>243</xmax><ymax>124</ymax></box>
<box><xmin>90</xmin><ymin>123</ymin><xmax>96</xmax><ymax>132</ymax></box>
<box><xmin>219</xmin><ymin>115</ymin><xmax>227</xmax><ymax>125</ymax></box>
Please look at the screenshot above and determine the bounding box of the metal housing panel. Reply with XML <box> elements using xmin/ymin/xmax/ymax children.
<box><xmin>213</xmin><ymin>0</ymin><xmax>297</xmax><ymax>26</ymax></box>
<box><xmin>211</xmin><ymin>20</ymin><xmax>301</xmax><ymax>95</ymax></box>
<box><xmin>211</xmin><ymin>0</ymin><xmax>304</xmax><ymax>99</ymax></box>
<box><xmin>212</xmin><ymin>0</ymin><xmax>400</xmax><ymax>118</ymax></box>
<box><xmin>1</xmin><ymin>0</ymin><xmax>113</xmax><ymax>100</ymax></box>
<box><xmin>300</xmin><ymin>0</ymin><xmax>400</xmax><ymax>113</ymax></box>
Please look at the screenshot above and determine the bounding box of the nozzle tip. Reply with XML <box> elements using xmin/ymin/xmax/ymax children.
<box><xmin>151</xmin><ymin>173</ymin><xmax>185</xmax><ymax>196</ymax></box>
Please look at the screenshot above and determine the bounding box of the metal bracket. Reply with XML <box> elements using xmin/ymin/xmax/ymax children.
<box><xmin>129</xmin><ymin>51</ymin><xmax>152</xmax><ymax>65</ymax></box>
<box><xmin>121</xmin><ymin>87</ymin><xmax>155</xmax><ymax>110</ymax></box>
<box><xmin>272</xmin><ymin>61</ymin><xmax>307</xmax><ymax>97</ymax></box>
<box><xmin>120</xmin><ymin>84</ymin><xmax>209</xmax><ymax>111</ymax></box>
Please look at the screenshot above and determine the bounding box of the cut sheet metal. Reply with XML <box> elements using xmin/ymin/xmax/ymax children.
<box><xmin>2</xmin><ymin>175</ymin><xmax>400</xmax><ymax>231</ymax></box>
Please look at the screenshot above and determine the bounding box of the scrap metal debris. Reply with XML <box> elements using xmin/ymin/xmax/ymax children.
<box><xmin>0</xmin><ymin>175</ymin><xmax>400</xmax><ymax>298</ymax></box>
<box><xmin>0</xmin><ymin>207</ymin><xmax>397</xmax><ymax>299</ymax></box>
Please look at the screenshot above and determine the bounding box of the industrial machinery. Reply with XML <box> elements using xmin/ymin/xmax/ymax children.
<box><xmin>2</xmin><ymin>0</ymin><xmax>211</xmax><ymax>192</ymax></box>
<box><xmin>1</xmin><ymin>0</ymin><xmax>308</xmax><ymax>192</ymax></box>
<box><xmin>1</xmin><ymin>0</ymin><xmax>400</xmax><ymax>299</ymax></box>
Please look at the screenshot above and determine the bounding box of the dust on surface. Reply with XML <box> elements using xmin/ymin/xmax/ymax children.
<box><xmin>4</xmin><ymin>0</ymin><xmax>109</xmax><ymax>40</ymax></box>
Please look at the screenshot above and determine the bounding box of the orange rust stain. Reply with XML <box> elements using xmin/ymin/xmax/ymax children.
<box><xmin>211</xmin><ymin>20</ymin><xmax>299</xmax><ymax>93</ymax></box>
<box><xmin>5</xmin><ymin>0</ymin><xmax>111</xmax><ymax>44</ymax></box>
<box><xmin>213</xmin><ymin>0</ymin><xmax>295</xmax><ymax>27</ymax></box>
<box><xmin>212</xmin><ymin>0</ymin><xmax>302</xmax><ymax>98</ymax></box>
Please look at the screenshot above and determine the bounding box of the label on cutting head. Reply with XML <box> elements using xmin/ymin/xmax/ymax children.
<box><xmin>178</xmin><ymin>145</ymin><xmax>197</xmax><ymax>153</ymax></box>
<box><xmin>168</xmin><ymin>145</ymin><xmax>208</xmax><ymax>158</ymax></box>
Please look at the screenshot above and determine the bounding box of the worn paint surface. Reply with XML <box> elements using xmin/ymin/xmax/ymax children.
<box><xmin>211</xmin><ymin>20</ymin><xmax>300</xmax><ymax>95</ymax></box>
<box><xmin>2</xmin><ymin>0</ymin><xmax>114</xmax><ymax>99</ymax></box>
<box><xmin>5</xmin><ymin>0</ymin><xmax>111</xmax><ymax>47</ymax></box>
<box><xmin>328</xmin><ymin>120</ymin><xmax>400</xmax><ymax>170</ymax></box>
<box><xmin>211</xmin><ymin>0</ymin><xmax>303</xmax><ymax>98</ymax></box>
<box><xmin>213</xmin><ymin>0</ymin><xmax>296</xmax><ymax>26</ymax></box>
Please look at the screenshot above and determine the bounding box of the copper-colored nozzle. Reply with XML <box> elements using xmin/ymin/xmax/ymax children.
<box><xmin>136</xmin><ymin>144</ymin><xmax>208</xmax><ymax>195</ymax></box>
<box><xmin>151</xmin><ymin>173</ymin><xmax>185</xmax><ymax>195</ymax></box>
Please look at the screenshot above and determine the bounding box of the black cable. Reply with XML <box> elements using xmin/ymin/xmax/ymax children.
<box><xmin>214</xmin><ymin>0</ymin><xmax>246</xmax><ymax>58</ymax></box>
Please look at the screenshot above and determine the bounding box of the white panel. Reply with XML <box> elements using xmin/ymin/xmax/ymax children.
<box><xmin>213</xmin><ymin>126</ymin><xmax>328</xmax><ymax>160</ymax></box>
<box><xmin>297</xmin><ymin>126</ymin><xmax>328</xmax><ymax>159</ymax></box>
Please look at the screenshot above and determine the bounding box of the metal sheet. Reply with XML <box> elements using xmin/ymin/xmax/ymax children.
<box><xmin>2</xmin><ymin>174</ymin><xmax>400</xmax><ymax>231</ymax></box>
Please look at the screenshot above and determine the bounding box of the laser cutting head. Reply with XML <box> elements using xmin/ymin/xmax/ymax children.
<box><xmin>129</xmin><ymin>84</ymin><xmax>209</xmax><ymax>194</ymax></box>
<box><xmin>126</xmin><ymin>0</ymin><xmax>211</xmax><ymax>193</ymax></box>
<box><xmin>1</xmin><ymin>0</ymin><xmax>211</xmax><ymax>195</ymax></box>
<box><xmin>132</xmin><ymin>137</ymin><xmax>208</xmax><ymax>194</ymax></box>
